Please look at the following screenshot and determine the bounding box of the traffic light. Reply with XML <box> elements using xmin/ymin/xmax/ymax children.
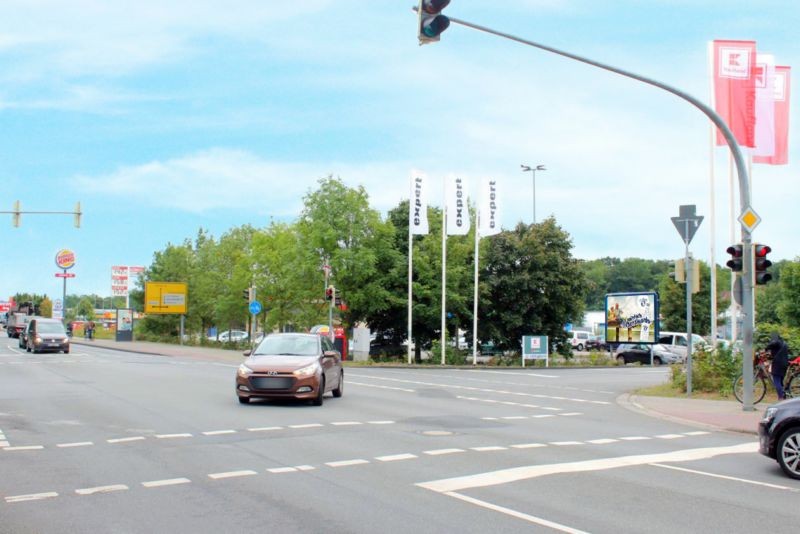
<box><xmin>12</xmin><ymin>200</ymin><xmax>20</xmax><ymax>227</ymax></box>
<box><xmin>690</xmin><ymin>257</ymin><xmax>700</xmax><ymax>294</ymax></box>
<box><xmin>325</xmin><ymin>286</ymin><xmax>334</xmax><ymax>301</ymax></box>
<box><xmin>417</xmin><ymin>0</ymin><xmax>450</xmax><ymax>45</ymax></box>
<box><xmin>242</xmin><ymin>288</ymin><xmax>251</xmax><ymax>302</ymax></box>
<box><xmin>754</xmin><ymin>244</ymin><xmax>772</xmax><ymax>285</ymax></box>
<box><xmin>74</xmin><ymin>202</ymin><xmax>82</xmax><ymax>228</ymax></box>
<box><xmin>726</xmin><ymin>244</ymin><xmax>743</xmax><ymax>272</ymax></box>
<box><xmin>669</xmin><ymin>258</ymin><xmax>685</xmax><ymax>283</ymax></box>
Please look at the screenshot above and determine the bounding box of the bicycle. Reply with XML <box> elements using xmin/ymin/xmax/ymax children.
<box><xmin>733</xmin><ymin>351</ymin><xmax>800</xmax><ymax>404</ymax></box>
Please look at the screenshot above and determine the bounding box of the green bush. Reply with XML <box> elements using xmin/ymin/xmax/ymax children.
<box><xmin>671</xmin><ymin>346</ymin><xmax>741</xmax><ymax>396</ymax></box>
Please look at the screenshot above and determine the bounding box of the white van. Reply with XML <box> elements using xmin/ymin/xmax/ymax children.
<box><xmin>569</xmin><ymin>331</ymin><xmax>592</xmax><ymax>351</ymax></box>
<box><xmin>658</xmin><ymin>331</ymin><xmax>707</xmax><ymax>360</ymax></box>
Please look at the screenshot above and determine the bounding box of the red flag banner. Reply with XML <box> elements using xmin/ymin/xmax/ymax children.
<box><xmin>713</xmin><ymin>40</ymin><xmax>757</xmax><ymax>147</ymax></box>
<box><xmin>754</xmin><ymin>66</ymin><xmax>791</xmax><ymax>165</ymax></box>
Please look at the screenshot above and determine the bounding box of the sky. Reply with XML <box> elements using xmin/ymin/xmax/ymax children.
<box><xmin>1</xmin><ymin>0</ymin><xmax>797</xmax><ymax>301</ymax></box>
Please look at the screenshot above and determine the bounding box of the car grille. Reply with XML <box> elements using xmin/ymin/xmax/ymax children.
<box><xmin>250</xmin><ymin>376</ymin><xmax>294</xmax><ymax>390</ymax></box>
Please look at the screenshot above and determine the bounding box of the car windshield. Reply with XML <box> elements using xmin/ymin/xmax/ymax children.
<box><xmin>253</xmin><ymin>335</ymin><xmax>319</xmax><ymax>356</ymax></box>
<box><xmin>38</xmin><ymin>322</ymin><xmax>66</xmax><ymax>334</ymax></box>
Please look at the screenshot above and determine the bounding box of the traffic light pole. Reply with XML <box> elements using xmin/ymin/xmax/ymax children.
<box><xmin>685</xmin><ymin>249</ymin><xmax>693</xmax><ymax>396</ymax></box>
<box><xmin>439</xmin><ymin>13</ymin><xmax>756</xmax><ymax>409</ymax></box>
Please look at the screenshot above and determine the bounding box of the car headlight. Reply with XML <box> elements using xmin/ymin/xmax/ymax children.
<box><xmin>293</xmin><ymin>363</ymin><xmax>320</xmax><ymax>378</ymax></box>
<box><xmin>237</xmin><ymin>364</ymin><xmax>253</xmax><ymax>377</ymax></box>
<box><xmin>764</xmin><ymin>407</ymin><xmax>778</xmax><ymax>421</ymax></box>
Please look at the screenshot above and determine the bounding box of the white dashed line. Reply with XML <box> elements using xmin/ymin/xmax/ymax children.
<box><xmin>268</xmin><ymin>467</ymin><xmax>298</xmax><ymax>473</ymax></box>
<box><xmin>368</xmin><ymin>421</ymin><xmax>395</xmax><ymax>425</ymax></box>
<box><xmin>326</xmin><ymin>459</ymin><xmax>370</xmax><ymax>467</ymax></box>
<box><xmin>550</xmin><ymin>441</ymin><xmax>583</xmax><ymax>446</ymax></box>
<box><xmin>295</xmin><ymin>465</ymin><xmax>315</xmax><ymax>471</ymax></box>
<box><xmin>424</xmin><ymin>448</ymin><xmax>465</xmax><ymax>456</ymax></box>
<box><xmin>108</xmin><ymin>436</ymin><xmax>146</xmax><ymax>444</ymax></box>
<box><xmin>684</xmin><ymin>431</ymin><xmax>711</xmax><ymax>436</ymax></box>
<box><xmin>57</xmin><ymin>442</ymin><xmax>94</xmax><ymax>448</ymax></box>
<box><xmin>208</xmin><ymin>470</ymin><xmax>258</xmax><ymax>480</ymax></box>
<box><xmin>76</xmin><ymin>484</ymin><xmax>128</xmax><ymax>496</ymax></box>
<box><xmin>471</xmin><ymin>446</ymin><xmax>508</xmax><ymax>452</ymax></box>
<box><xmin>4</xmin><ymin>445</ymin><xmax>44</xmax><ymax>451</ymax></box>
<box><xmin>501</xmin><ymin>416</ymin><xmax>527</xmax><ymax>420</ymax></box>
<box><xmin>142</xmin><ymin>478</ymin><xmax>192</xmax><ymax>488</ymax></box>
<box><xmin>5</xmin><ymin>492</ymin><xmax>59</xmax><ymax>503</ymax></box>
<box><xmin>289</xmin><ymin>424</ymin><xmax>323</xmax><ymax>429</ymax></box>
<box><xmin>202</xmin><ymin>430</ymin><xmax>237</xmax><ymax>436</ymax></box>
<box><xmin>620</xmin><ymin>436</ymin><xmax>651</xmax><ymax>441</ymax></box>
<box><xmin>247</xmin><ymin>426</ymin><xmax>283</xmax><ymax>432</ymax></box>
<box><xmin>511</xmin><ymin>443</ymin><xmax>547</xmax><ymax>449</ymax></box>
<box><xmin>156</xmin><ymin>433</ymin><xmax>193</xmax><ymax>439</ymax></box>
<box><xmin>376</xmin><ymin>453</ymin><xmax>418</xmax><ymax>462</ymax></box>
<box><xmin>656</xmin><ymin>434</ymin><xmax>685</xmax><ymax>440</ymax></box>
<box><xmin>532</xmin><ymin>415</ymin><xmax>556</xmax><ymax>419</ymax></box>
<box><xmin>331</xmin><ymin>421</ymin><xmax>363</xmax><ymax>426</ymax></box>
<box><xmin>587</xmin><ymin>439</ymin><xmax>618</xmax><ymax>444</ymax></box>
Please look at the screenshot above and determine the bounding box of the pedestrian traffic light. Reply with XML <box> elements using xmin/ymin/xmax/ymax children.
<box><xmin>669</xmin><ymin>258</ymin><xmax>685</xmax><ymax>283</ymax></box>
<box><xmin>754</xmin><ymin>244</ymin><xmax>772</xmax><ymax>285</ymax></box>
<box><xmin>726</xmin><ymin>244</ymin><xmax>743</xmax><ymax>272</ymax></box>
<box><xmin>417</xmin><ymin>0</ymin><xmax>450</xmax><ymax>45</ymax></box>
<box><xmin>325</xmin><ymin>286</ymin><xmax>334</xmax><ymax>301</ymax></box>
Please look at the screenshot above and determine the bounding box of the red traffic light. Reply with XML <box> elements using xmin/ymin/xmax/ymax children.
<box><xmin>754</xmin><ymin>244</ymin><xmax>771</xmax><ymax>257</ymax></box>
<box><xmin>754</xmin><ymin>244</ymin><xmax>772</xmax><ymax>285</ymax></box>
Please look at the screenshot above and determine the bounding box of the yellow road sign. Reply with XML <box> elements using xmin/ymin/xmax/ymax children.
<box><xmin>145</xmin><ymin>282</ymin><xmax>188</xmax><ymax>314</ymax></box>
<box><xmin>738</xmin><ymin>207</ymin><xmax>761</xmax><ymax>232</ymax></box>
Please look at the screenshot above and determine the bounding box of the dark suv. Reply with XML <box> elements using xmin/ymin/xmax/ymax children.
<box><xmin>25</xmin><ymin>318</ymin><xmax>70</xmax><ymax>354</ymax></box>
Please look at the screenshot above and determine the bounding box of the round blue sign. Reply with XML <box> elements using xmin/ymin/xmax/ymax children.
<box><xmin>249</xmin><ymin>301</ymin><xmax>262</xmax><ymax>315</ymax></box>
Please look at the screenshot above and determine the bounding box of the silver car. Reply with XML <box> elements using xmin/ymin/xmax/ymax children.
<box><xmin>614</xmin><ymin>343</ymin><xmax>683</xmax><ymax>365</ymax></box>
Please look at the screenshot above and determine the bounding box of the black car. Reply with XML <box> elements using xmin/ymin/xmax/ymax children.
<box><xmin>758</xmin><ymin>397</ymin><xmax>800</xmax><ymax>480</ymax></box>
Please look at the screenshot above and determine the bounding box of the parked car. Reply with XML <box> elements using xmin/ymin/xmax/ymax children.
<box><xmin>759</xmin><ymin>398</ymin><xmax>800</xmax><ymax>480</ymax></box>
<box><xmin>614</xmin><ymin>343</ymin><xmax>682</xmax><ymax>365</ymax></box>
<box><xmin>209</xmin><ymin>330</ymin><xmax>249</xmax><ymax>343</ymax></box>
<box><xmin>585</xmin><ymin>335</ymin><xmax>606</xmax><ymax>351</ymax></box>
<box><xmin>658</xmin><ymin>331</ymin><xmax>708</xmax><ymax>360</ymax></box>
<box><xmin>236</xmin><ymin>333</ymin><xmax>343</xmax><ymax>406</ymax></box>
<box><xmin>24</xmin><ymin>318</ymin><xmax>70</xmax><ymax>354</ymax></box>
<box><xmin>569</xmin><ymin>331</ymin><xmax>592</xmax><ymax>351</ymax></box>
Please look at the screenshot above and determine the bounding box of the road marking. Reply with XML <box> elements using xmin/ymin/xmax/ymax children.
<box><xmin>0</xmin><ymin>441</ymin><xmax>8</xmax><ymax>448</ymax></box>
<box><xmin>5</xmin><ymin>492</ymin><xmax>58</xmax><ymax>503</ymax></box>
<box><xmin>142</xmin><ymin>478</ymin><xmax>191</xmax><ymax>488</ymax></box>
<box><xmin>445</xmin><ymin>491</ymin><xmax>589</xmax><ymax>534</ymax></box>
<box><xmin>108</xmin><ymin>436</ymin><xmax>146</xmax><ymax>444</ymax></box>
<box><xmin>57</xmin><ymin>442</ymin><xmax>94</xmax><ymax>448</ymax></box>
<box><xmin>417</xmin><ymin>442</ymin><xmax>758</xmax><ymax>493</ymax></box>
<box><xmin>510</xmin><ymin>443</ymin><xmax>546</xmax><ymax>449</ymax></box>
<box><xmin>326</xmin><ymin>459</ymin><xmax>370</xmax><ymax>467</ymax></box>
<box><xmin>651</xmin><ymin>463</ymin><xmax>800</xmax><ymax>492</ymax></box>
<box><xmin>296</xmin><ymin>465</ymin><xmax>315</xmax><ymax>471</ymax></box>
<box><xmin>619</xmin><ymin>436</ymin><xmax>650</xmax><ymax>441</ymax></box>
<box><xmin>289</xmin><ymin>424</ymin><xmax>323</xmax><ymax>429</ymax></box>
<box><xmin>268</xmin><ymin>467</ymin><xmax>298</xmax><ymax>473</ymax></box>
<box><xmin>331</xmin><ymin>421</ymin><xmax>363</xmax><ymax>426</ymax></box>
<box><xmin>247</xmin><ymin>426</ymin><xmax>283</xmax><ymax>432</ymax></box>
<box><xmin>550</xmin><ymin>441</ymin><xmax>583</xmax><ymax>446</ymax></box>
<box><xmin>376</xmin><ymin>453</ymin><xmax>418</xmax><ymax>462</ymax></box>
<box><xmin>587</xmin><ymin>439</ymin><xmax>618</xmax><ymax>444</ymax></box>
<box><xmin>76</xmin><ymin>484</ymin><xmax>128</xmax><ymax>496</ymax></box>
<box><xmin>202</xmin><ymin>430</ymin><xmax>237</xmax><ymax>436</ymax></box>
<box><xmin>348</xmin><ymin>381</ymin><xmax>416</xmax><ymax>393</ymax></box>
<box><xmin>532</xmin><ymin>415</ymin><xmax>556</xmax><ymax>419</ymax></box>
<box><xmin>156</xmin><ymin>433</ymin><xmax>193</xmax><ymax>439</ymax></box>
<box><xmin>684</xmin><ymin>431</ymin><xmax>711</xmax><ymax>436</ymax></box>
<box><xmin>560</xmin><ymin>412</ymin><xmax>583</xmax><ymax>416</ymax></box>
<box><xmin>471</xmin><ymin>446</ymin><xmax>507</xmax><ymax>452</ymax></box>
<box><xmin>208</xmin><ymin>470</ymin><xmax>258</xmax><ymax>480</ymax></box>
<box><xmin>501</xmin><ymin>416</ymin><xmax>527</xmax><ymax>420</ymax></box>
<box><xmin>424</xmin><ymin>448</ymin><xmax>465</xmax><ymax>456</ymax></box>
<box><xmin>656</xmin><ymin>434</ymin><xmax>684</xmax><ymax>440</ymax></box>
<box><xmin>368</xmin><ymin>421</ymin><xmax>395</xmax><ymax>425</ymax></box>
<box><xmin>4</xmin><ymin>445</ymin><xmax>44</xmax><ymax>451</ymax></box>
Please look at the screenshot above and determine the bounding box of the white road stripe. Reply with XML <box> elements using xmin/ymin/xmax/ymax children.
<box><xmin>326</xmin><ymin>459</ymin><xmax>370</xmax><ymax>467</ymax></box>
<box><xmin>108</xmin><ymin>436</ymin><xmax>145</xmax><ymax>444</ymax></box>
<box><xmin>418</xmin><ymin>442</ymin><xmax>758</xmax><ymax>493</ymax></box>
<box><xmin>5</xmin><ymin>492</ymin><xmax>59</xmax><ymax>503</ymax></box>
<box><xmin>550</xmin><ymin>441</ymin><xmax>583</xmax><ymax>446</ymax></box>
<box><xmin>587</xmin><ymin>439</ymin><xmax>618</xmax><ymax>444</ymax></box>
<box><xmin>471</xmin><ymin>446</ymin><xmax>508</xmax><ymax>452</ymax></box>
<box><xmin>424</xmin><ymin>448</ymin><xmax>465</xmax><ymax>456</ymax></box>
<box><xmin>247</xmin><ymin>426</ymin><xmax>283</xmax><ymax>432</ymax></box>
<box><xmin>445</xmin><ymin>491</ymin><xmax>590</xmax><ymax>534</ymax></box>
<box><xmin>268</xmin><ymin>467</ymin><xmax>298</xmax><ymax>473</ymax></box>
<box><xmin>652</xmin><ymin>463</ymin><xmax>800</xmax><ymax>492</ymax></box>
<box><xmin>295</xmin><ymin>465</ymin><xmax>315</xmax><ymax>471</ymax></box>
<box><xmin>532</xmin><ymin>415</ymin><xmax>555</xmax><ymax>419</ymax></box>
<box><xmin>76</xmin><ymin>484</ymin><xmax>128</xmax><ymax>496</ymax></box>
<box><xmin>684</xmin><ymin>431</ymin><xmax>711</xmax><ymax>436</ymax></box>
<box><xmin>0</xmin><ymin>441</ymin><xmax>9</xmax><ymax>447</ymax></box>
<box><xmin>142</xmin><ymin>478</ymin><xmax>191</xmax><ymax>488</ymax></box>
<box><xmin>331</xmin><ymin>421</ymin><xmax>363</xmax><ymax>426</ymax></box>
<box><xmin>619</xmin><ymin>436</ymin><xmax>650</xmax><ymax>441</ymax></box>
<box><xmin>4</xmin><ymin>445</ymin><xmax>44</xmax><ymax>451</ymax></box>
<box><xmin>208</xmin><ymin>470</ymin><xmax>258</xmax><ymax>480</ymax></box>
<box><xmin>57</xmin><ymin>442</ymin><xmax>94</xmax><ymax>448</ymax></box>
<box><xmin>202</xmin><ymin>430</ymin><xmax>236</xmax><ymax>436</ymax></box>
<box><xmin>368</xmin><ymin>421</ymin><xmax>395</xmax><ymax>425</ymax></box>
<box><xmin>511</xmin><ymin>443</ymin><xmax>546</xmax><ymax>449</ymax></box>
<box><xmin>501</xmin><ymin>416</ymin><xmax>527</xmax><ymax>420</ymax></box>
<box><xmin>156</xmin><ymin>433</ymin><xmax>193</xmax><ymax>439</ymax></box>
<box><xmin>376</xmin><ymin>453</ymin><xmax>418</xmax><ymax>462</ymax></box>
<box><xmin>656</xmin><ymin>434</ymin><xmax>685</xmax><ymax>440</ymax></box>
<box><xmin>289</xmin><ymin>424</ymin><xmax>323</xmax><ymax>429</ymax></box>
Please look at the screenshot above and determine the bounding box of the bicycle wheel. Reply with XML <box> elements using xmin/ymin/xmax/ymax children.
<box><xmin>786</xmin><ymin>373</ymin><xmax>800</xmax><ymax>399</ymax></box>
<box><xmin>733</xmin><ymin>372</ymin><xmax>768</xmax><ymax>404</ymax></box>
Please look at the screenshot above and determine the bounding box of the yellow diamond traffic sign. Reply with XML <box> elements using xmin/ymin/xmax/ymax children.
<box><xmin>738</xmin><ymin>207</ymin><xmax>761</xmax><ymax>231</ymax></box>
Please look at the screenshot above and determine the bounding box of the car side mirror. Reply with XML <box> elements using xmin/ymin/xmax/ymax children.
<box><xmin>323</xmin><ymin>350</ymin><xmax>338</xmax><ymax>359</ymax></box>
<box><xmin>242</xmin><ymin>349</ymin><xmax>252</xmax><ymax>357</ymax></box>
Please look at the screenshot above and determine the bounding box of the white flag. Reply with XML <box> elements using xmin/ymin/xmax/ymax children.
<box><xmin>445</xmin><ymin>175</ymin><xmax>470</xmax><ymax>235</ymax></box>
<box><xmin>478</xmin><ymin>178</ymin><xmax>501</xmax><ymax>237</ymax></box>
<box><xmin>752</xmin><ymin>54</ymin><xmax>776</xmax><ymax>157</ymax></box>
<box><xmin>409</xmin><ymin>170</ymin><xmax>429</xmax><ymax>235</ymax></box>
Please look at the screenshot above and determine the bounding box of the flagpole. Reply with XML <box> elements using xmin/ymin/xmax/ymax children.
<box><xmin>441</xmin><ymin>183</ymin><xmax>447</xmax><ymax>366</ymax></box>
<box><xmin>707</xmin><ymin>41</ymin><xmax>718</xmax><ymax>345</ymax></box>
<box><xmin>408</xmin><ymin>196</ymin><xmax>414</xmax><ymax>366</ymax></box>
<box><xmin>472</xmin><ymin>209</ymin><xmax>480</xmax><ymax>366</ymax></box>
<box><xmin>729</xmin><ymin>153</ymin><xmax>738</xmax><ymax>341</ymax></box>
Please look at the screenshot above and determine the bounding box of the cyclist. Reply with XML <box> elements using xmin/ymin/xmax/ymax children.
<box><xmin>766</xmin><ymin>332</ymin><xmax>789</xmax><ymax>400</ymax></box>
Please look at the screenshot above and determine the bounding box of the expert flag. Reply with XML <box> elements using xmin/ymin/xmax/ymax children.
<box><xmin>478</xmin><ymin>178</ymin><xmax>501</xmax><ymax>237</ymax></box>
<box><xmin>409</xmin><ymin>170</ymin><xmax>429</xmax><ymax>235</ymax></box>
<box><xmin>445</xmin><ymin>175</ymin><xmax>470</xmax><ymax>236</ymax></box>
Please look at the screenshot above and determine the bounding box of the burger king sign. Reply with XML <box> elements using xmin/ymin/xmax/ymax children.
<box><xmin>55</xmin><ymin>249</ymin><xmax>76</xmax><ymax>270</ymax></box>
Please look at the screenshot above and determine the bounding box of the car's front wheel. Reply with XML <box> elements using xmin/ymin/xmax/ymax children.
<box><xmin>576</xmin><ymin>343</ymin><xmax>584</xmax><ymax>351</ymax></box>
<box><xmin>312</xmin><ymin>377</ymin><xmax>325</xmax><ymax>406</ymax></box>
<box><xmin>653</xmin><ymin>357</ymin><xmax>663</xmax><ymax>366</ymax></box>
<box><xmin>777</xmin><ymin>427</ymin><xmax>800</xmax><ymax>480</ymax></box>
<box><xmin>616</xmin><ymin>355</ymin><xmax>626</xmax><ymax>365</ymax></box>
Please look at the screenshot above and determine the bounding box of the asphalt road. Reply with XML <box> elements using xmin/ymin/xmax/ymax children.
<box><xmin>1</xmin><ymin>337</ymin><xmax>798</xmax><ymax>533</ymax></box>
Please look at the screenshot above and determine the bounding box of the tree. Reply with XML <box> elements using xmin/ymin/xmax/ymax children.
<box><xmin>480</xmin><ymin>218</ymin><xmax>586</xmax><ymax>352</ymax></box>
<box><xmin>777</xmin><ymin>259</ymin><xmax>800</xmax><ymax>327</ymax></box>
<box><xmin>658</xmin><ymin>260</ymin><xmax>712</xmax><ymax>335</ymax></box>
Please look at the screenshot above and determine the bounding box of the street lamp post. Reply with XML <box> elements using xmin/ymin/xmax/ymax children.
<box><xmin>520</xmin><ymin>164</ymin><xmax>546</xmax><ymax>224</ymax></box>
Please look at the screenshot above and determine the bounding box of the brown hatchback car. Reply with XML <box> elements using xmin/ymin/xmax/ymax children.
<box><xmin>236</xmin><ymin>333</ymin><xmax>343</xmax><ymax>406</ymax></box>
<box><xmin>25</xmin><ymin>318</ymin><xmax>70</xmax><ymax>354</ymax></box>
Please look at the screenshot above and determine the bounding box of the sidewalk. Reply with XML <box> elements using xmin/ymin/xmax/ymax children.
<box><xmin>72</xmin><ymin>338</ymin><xmax>767</xmax><ymax>435</ymax></box>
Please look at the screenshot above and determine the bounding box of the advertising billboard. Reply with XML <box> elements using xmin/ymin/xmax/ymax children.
<box><xmin>605</xmin><ymin>292</ymin><xmax>659</xmax><ymax>344</ymax></box>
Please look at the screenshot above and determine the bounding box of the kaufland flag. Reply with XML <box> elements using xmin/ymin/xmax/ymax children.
<box><xmin>445</xmin><ymin>175</ymin><xmax>470</xmax><ymax>236</ymax></box>
<box><xmin>478</xmin><ymin>178</ymin><xmax>501</xmax><ymax>237</ymax></box>
<box><xmin>409</xmin><ymin>170</ymin><xmax>429</xmax><ymax>235</ymax></box>
<box><xmin>754</xmin><ymin>66</ymin><xmax>791</xmax><ymax>165</ymax></box>
<box><xmin>712</xmin><ymin>40</ymin><xmax>757</xmax><ymax>147</ymax></box>
<box><xmin>752</xmin><ymin>54</ymin><xmax>776</xmax><ymax>157</ymax></box>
